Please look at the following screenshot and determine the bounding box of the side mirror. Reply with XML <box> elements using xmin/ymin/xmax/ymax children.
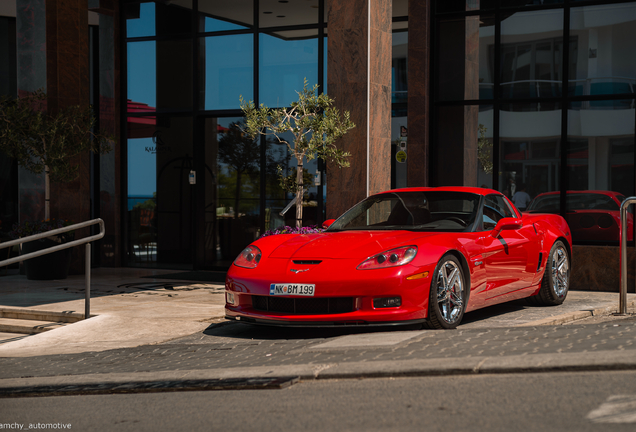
<box><xmin>491</xmin><ymin>217</ymin><xmax>523</xmax><ymax>238</ymax></box>
<box><xmin>322</xmin><ymin>219</ymin><xmax>336</xmax><ymax>229</ymax></box>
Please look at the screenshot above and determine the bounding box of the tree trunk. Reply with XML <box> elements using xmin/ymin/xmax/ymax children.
<box><xmin>45</xmin><ymin>164</ymin><xmax>50</xmax><ymax>220</ymax></box>
<box><xmin>234</xmin><ymin>170</ymin><xmax>242</xmax><ymax>219</ymax></box>
<box><xmin>295</xmin><ymin>163</ymin><xmax>304</xmax><ymax>228</ymax></box>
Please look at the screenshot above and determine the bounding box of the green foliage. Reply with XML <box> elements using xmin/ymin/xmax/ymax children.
<box><xmin>240</xmin><ymin>79</ymin><xmax>355</xmax><ymax>169</ymax></box>
<box><xmin>277</xmin><ymin>166</ymin><xmax>314</xmax><ymax>195</ymax></box>
<box><xmin>0</xmin><ymin>90</ymin><xmax>113</xmax><ymax>184</ymax></box>
<box><xmin>133</xmin><ymin>192</ymin><xmax>157</xmax><ymax>211</ymax></box>
<box><xmin>478</xmin><ymin>124</ymin><xmax>493</xmax><ymax>175</ymax></box>
<box><xmin>218</xmin><ymin>121</ymin><xmax>261</xmax><ymax>182</ymax></box>
<box><xmin>240</xmin><ymin>78</ymin><xmax>355</xmax><ymax>226</ymax></box>
<box><xmin>218</xmin><ymin>121</ymin><xmax>261</xmax><ymax>219</ymax></box>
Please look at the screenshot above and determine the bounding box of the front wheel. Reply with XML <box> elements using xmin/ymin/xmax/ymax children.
<box><xmin>529</xmin><ymin>240</ymin><xmax>570</xmax><ymax>306</ymax></box>
<box><xmin>428</xmin><ymin>254</ymin><xmax>466</xmax><ymax>329</ymax></box>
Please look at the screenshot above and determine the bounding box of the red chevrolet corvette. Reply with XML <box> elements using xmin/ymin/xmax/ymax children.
<box><xmin>225</xmin><ymin>187</ymin><xmax>572</xmax><ymax>329</ymax></box>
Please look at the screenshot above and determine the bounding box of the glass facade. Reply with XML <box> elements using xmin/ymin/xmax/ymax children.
<box><xmin>0</xmin><ymin>152</ymin><xmax>18</xmax><ymax>245</ymax></box>
<box><xmin>124</xmin><ymin>0</ymin><xmax>410</xmax><ymax>268</ymax></box>
<box><xmin>0</xmin><ymin>16</ymin><xmax>17</xmax><ymax>248</ymax></box>
<box><xmin>124</xmin><ymin>0</ymin><xmax>327</xmax><ymax>268</ymax></box>
<box><xmin>392</xmin><ymin>2</ymin><xmax>408</xmax><ymax>189</ymax></box>
<box><xmin>433</xmin><ymin>0</ymin><xmax>636</xmax><ymax>245</ymax></box>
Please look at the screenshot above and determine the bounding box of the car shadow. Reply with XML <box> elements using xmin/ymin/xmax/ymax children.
<box><xmin>202</xmin><ymin>320</ymin><xmax>424</xmax><ymax>341</ymax></box>
<box><xmin>201</xmin><ymin>298</ymin><xmax>538</xmax><ymax>341</ymax></box>
<box><xmin>461</xmin><ymin>299</ymin><xmax>528</xmax><ymax>325</ymax></box>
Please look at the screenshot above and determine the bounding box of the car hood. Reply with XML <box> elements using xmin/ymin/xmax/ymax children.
<box><xmin>268</xmin><ymin>231</ymin><xmax>438</xmax><ymax>260</ymax></box>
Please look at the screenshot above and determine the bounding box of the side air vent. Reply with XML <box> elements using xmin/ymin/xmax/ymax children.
<box><xmin>537</xmin><ymin>253</ymin><xmax>543</xmax><ymax>272</ymax></box>
<box><xmin>292</xmin><ymin>260</ymin><xmax>322</xmax><ymax>265</ymax></box>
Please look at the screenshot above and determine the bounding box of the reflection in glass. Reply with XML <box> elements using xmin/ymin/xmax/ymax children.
<box><xmin>499</xmin><ymin>103</ymin><xmax>562</xmax><ymax>210</ymax></box>
<box><xmin>323</xmin><ymin>36</ymin><xmax>328</xmax><ymax>94</ymax></box>
<box><xmin>561</xmin><ymin>101</ymin><xmax>635</xmax><ymax>243</ymax></box>
<box><xmin>204</xmin><ymin>118</ymin><xmax>261</xmax><ymax>266</ymax></box>
<box><xmin>156</xmin><ymin>39</ymin><xmax>193</xmax><ymax>109</ymax></box>
<box><xmin>477</xmin><ymin>110</ymin><xmax>494</xmax><ymax>189</ymax></box>
<box><xmin>501</xmin><ymin>0</ymin><xmax>563</xmax><ymax>8</ymax></box>
<box><xmin>125</xmin><ymin>1</ymin><xmax>193</xmax><ymax>38</ymax></box>
<box><xmin>199</xmin><ymin>0</ymin><xmax>253</xmax><ymax>32</ymax></box>
<box><xmin>127</xmin><ymin>41</ymin><xmax>156</xmax><ymax>109</ymax></box>
<box><xmin>0</xmin><ymin>155</ymin><xmax>18</xmax><ymax>244</ymax></box>
<box><xmin>125</xmin><ymin>2</ymin><xmax>155</xmax><ymax>38</ymax></box>
<box><xmin>127</xmin><ymin>40</ymin><xmax>193</xmax><ymax>111</ymax></box>
<box><xmin>263</xmin><ymin>130</ymin><xmax>320</xmax><ymax>227</ymax></box>
<box><xmin>435</xmin><ymin>0</ymin><xmax>497</xmax><ymax>13</ymax></box>
<box><xmin>500</xmin><ymin>9</ymin><xmax>564</xmax><ymax>99</ymax></box>
<box><xmin>435</xmin><ymin>0</ymin><xmax>474</xmax><ymax>13</ymax></box>
<box><xmin>127</xmin><ymin>116</ymin><xmax>194</xmax><ymax>266</ymax></box>
<box><xmin>436</xmin><ymin>14</ymin><xmax>494</xmax><ymax>101</ymax></box>
<box><xmin>260</xmin><ymin>32</ymin><xmax>318</xmax><ymax>107</ymax></box>
<box><xmin>200</xmin><ymin>35</ymin><xmax>253</xmax><ymax>110</ymax></box>
<box><xmin>392</xmin><ymin>28</ymin><xmax>408</xmax><ymax>189</ymax></box>
<box><xmin>570</xmin><ymin>3</ymin><xmax>636</xmax><ymax>100</ymax></box>
<box><xmin>259</xmin><ymin>1</ymin><xmax>318</xmax><ymax>27</ymax></box>
<box><xmin>393</xmin><ymin>31</ymin><xmax>408</xmax><ymax>106</ymax></box>
<box><xmin>479</xmin><ymin>16</ymin><xmax>495</xmax><ymax>100</ymax></box>
<box><xmin>329</xmin><ymin>191</ymin><xmax>480</xmax><ymax>232</ymax></box>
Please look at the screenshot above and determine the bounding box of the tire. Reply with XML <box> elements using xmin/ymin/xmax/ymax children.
<box><xmin>428</xmin><ymin>254</ymin><xmax>466</xmax><ymax>329</ymax></box>
<box><xmin>529</xmin><ymin>240</ymin><xmax>570</xmax><ymax>306</ymax></box>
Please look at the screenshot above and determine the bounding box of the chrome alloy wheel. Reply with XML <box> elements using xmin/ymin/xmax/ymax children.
<box><xmin>551</xmin><ymin>245</ymin><xmax>569</xmax><ymax>298</ymax></box>
<box><xmin>436</xmin><ymin>259</ymin><xmax>464</xmax><ymax>325</ymax></box>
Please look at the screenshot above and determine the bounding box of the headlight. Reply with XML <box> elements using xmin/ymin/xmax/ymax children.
<box><xmin>357</xmin><ymin>246</ymin><xmax>417</xmax><ymax>270</ymax></box>
<box><xmin>233</xmin><ymin>245</ymin><xmax>262</xmax><ymax>269</ymax></box>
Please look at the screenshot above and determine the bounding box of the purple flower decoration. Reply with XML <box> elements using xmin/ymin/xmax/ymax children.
<box><xmin>260</xmin><ymin>224</ymin><xmax>325</xmax><ymax>238</ymax></box>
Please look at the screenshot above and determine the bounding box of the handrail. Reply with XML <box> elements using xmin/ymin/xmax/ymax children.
<box><xmin>0</xmin><ymin>218</ymin><xmax>106</xmax><ymax>319</ymax></box>
<box><xmin>620</xmin><ymin>199</ymin><xmax>636</xmax><ymax>315</ymax></box>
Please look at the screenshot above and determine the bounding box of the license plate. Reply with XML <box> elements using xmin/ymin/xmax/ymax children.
<box><xmin>270</xmin><ymin>283</ymin><xmax>315</xmax><ymax>296</ymax></box>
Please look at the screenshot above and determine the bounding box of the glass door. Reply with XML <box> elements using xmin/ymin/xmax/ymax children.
<box><xmin>202</xmin><ymin>117</ymin><xmax>262</xmax><ymax>269</ymax></box>
<box><xmin>127</xmin><ymin>115</ymin><xmax>195</xmax><ymax>268</ymax></box>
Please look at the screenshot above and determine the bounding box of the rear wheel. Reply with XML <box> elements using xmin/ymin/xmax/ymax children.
<box><xmin>428</xmin><ymin>255</ymin><xmax>466</xmax><ymax>329</ymax></box>
<box><xmin>529</xmin><ymin>240</ymin><xmax>569</xmax><ymax>306</ymax></box>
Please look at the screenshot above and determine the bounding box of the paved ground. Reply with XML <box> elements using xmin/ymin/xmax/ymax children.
<box><xmin>1</xmin><ymin>268</ymin><xmax>636</xmax><ymax>396</ymax></box>
<box><xmin>0</xmin><ymin>268</ymin><xmax>226</xmax><ymax>356</ymax></box>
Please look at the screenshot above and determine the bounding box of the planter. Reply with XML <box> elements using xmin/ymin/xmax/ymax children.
<box><xmin>22</xmin><ymin>236</ymin><xmax>72</xmax><ymax>280</ymax></box>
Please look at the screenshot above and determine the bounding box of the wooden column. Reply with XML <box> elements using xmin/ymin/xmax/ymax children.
<box><xmin>326</xmin><ymin>0</ymin><xmax>392</xmax><ymax>218</ymax></box>
<box><xmin>16</xmin><ymin>0</ymin><xmax>93</xmax><ymax>272</ymax></box>
<box><xmin>47</xmin><ymin>0</ymin><xmax>91</xmax><ymax>229</ymax></box>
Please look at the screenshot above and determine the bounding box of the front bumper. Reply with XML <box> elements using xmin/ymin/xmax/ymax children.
<box><xmin>225</xmin><ymin>258</ymin><xmax>433</xmax><ymax>326</ymax></box>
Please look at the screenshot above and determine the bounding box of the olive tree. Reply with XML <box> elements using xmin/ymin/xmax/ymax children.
<box><xmin>240</xmin><ymin>79</ymin><xmax>355</xmax><ymax>227</ymax></box>
<box><xmin>0</xmin><ymin>90</ymin><xmax>112</xmax><ymax>220</ymax></box>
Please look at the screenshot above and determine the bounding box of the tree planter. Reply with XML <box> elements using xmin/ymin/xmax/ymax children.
<box><xmin>22</xmin><ymin>236</ymin><xmax>72</xmax><ymax>280</ymax></box>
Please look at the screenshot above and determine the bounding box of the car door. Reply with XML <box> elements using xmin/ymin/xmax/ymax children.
<box><xmin>481</xmin><ymin>194</ymin><xmax>540</xmax><ymax>299</ymax></box>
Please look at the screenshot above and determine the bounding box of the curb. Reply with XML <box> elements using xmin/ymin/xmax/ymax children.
<box><xmin>0</xmin><ymin>307</ymin><xmax>87</xmax><ymax>323</ymax></box>
<box><xmin>2</xmin><ymin>349</ymin><xmax>636</xmax><ymax>396</ymax></box>
<box><xmin>517</xmin><ymin>300</ymin><xmax>636</xmax><ymax>327</ymax></box>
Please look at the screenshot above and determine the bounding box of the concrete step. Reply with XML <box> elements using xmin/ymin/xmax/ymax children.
<box><xmin>0</xmin><ymin>331</ymin><xmax>29</xmax><ymax>342</ymax></box>
<box><xmin>0</xmin><ymin>307</ymin><xmax>86</xmax><ymax>323</ymax></box>
<box><xmin>0</xmin><ymin>318</ymin><xmax>67</xmax><ymax>334</ymax></box>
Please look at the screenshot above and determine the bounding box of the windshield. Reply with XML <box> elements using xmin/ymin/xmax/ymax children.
<box><xmin>328</xmin><ymin>191</ymin><xmax>481</xmax><ymax>232</ymax></box>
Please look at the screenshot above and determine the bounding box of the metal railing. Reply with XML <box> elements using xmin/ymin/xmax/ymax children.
<box><xmin>620</xmin><ymin>199</ymin><xmax>636</xmax><ymax>315</ymax></box>
<box><xmin>0</xmin><ymin>218</ymin><xmax>105</xmax><ymax>320</ymax></box>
